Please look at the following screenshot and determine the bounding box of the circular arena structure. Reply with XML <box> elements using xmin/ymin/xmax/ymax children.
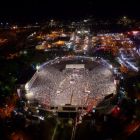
<box><xmin>25</xmin><ymin>56</ymin><xmax>116</xmax><ymax>111</ymax></box>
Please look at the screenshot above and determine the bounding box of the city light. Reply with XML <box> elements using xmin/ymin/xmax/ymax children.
<box><xmin>132</xmin><ymin>31</ymin><xmax>139</xmax><ymax>35</ymax></box>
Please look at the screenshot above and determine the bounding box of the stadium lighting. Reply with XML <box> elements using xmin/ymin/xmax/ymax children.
<box><xmin>109</xmin><ymin>64</ymin><xmax>113</xmax><ymax>69</ymax></box>
<box><xmin>25</xmin><ymin>83</ymin><xmax>29</xmax><ymax>90</ymax></box>
<box><xmin>36</xmin><ymin>65</ymin><xmax>40</xmax><ymax>70</ymax></box>
<box><xmin>25</xmin><ymin>92</ymin><xmax>34</xmax><ymax>99</ymax></box>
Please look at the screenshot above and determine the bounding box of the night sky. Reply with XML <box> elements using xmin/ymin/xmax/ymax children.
<box><xmin>0</xmin><ymin>0</ymin><xmax>140</xmax><ymax>21</ymax></box>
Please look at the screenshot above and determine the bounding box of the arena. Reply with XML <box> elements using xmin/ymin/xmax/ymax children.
<box><xmin>25</xmin><ymin>56</ymin><xmax>116</xmax><ymax>110</ymax></box>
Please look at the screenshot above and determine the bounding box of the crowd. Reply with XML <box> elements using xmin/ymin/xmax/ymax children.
<box><xmin>25</xmin><ymin>57</ymin><xmax>116</xmax><ymax>109</ymax></box>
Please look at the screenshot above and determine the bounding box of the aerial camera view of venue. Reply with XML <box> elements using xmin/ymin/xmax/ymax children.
<box><xmin>0</xmin><ymin>0</ymin><xmax>140</xmax><ymax>140</ymax></box>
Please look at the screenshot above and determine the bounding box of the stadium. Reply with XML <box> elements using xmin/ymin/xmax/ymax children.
<box><xmin>25</xmin><ymin>56</ymin><xmax>116</xmax><ymax>111</ymax></box>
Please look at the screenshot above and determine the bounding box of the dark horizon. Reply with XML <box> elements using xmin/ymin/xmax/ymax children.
<box><xmin>0</xmin><ymin>0</ymin><xmax>140</xmax><ymax>22</ymax></box>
